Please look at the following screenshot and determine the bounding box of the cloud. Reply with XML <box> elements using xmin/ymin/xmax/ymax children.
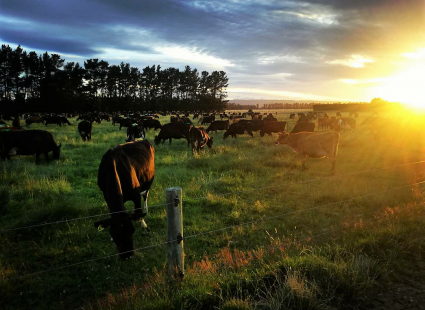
<box><xmin>401</xmin><ymin>48</ymin><xmax>425</xmax><ymax>60</ymax></box>
<box><xmin>327</xmin><ymin>55</ymin><xmax>375</xmax><ymax>68</ymax></box>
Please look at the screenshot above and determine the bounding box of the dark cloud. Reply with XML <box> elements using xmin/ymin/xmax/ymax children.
<box><xmin>0</xmin><ymin>28</ymin><xmax>97</xmax><ymax>55</ymax></box>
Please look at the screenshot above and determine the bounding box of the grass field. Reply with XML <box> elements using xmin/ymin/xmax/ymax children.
<box><xmin>1</xmin><ymin>110</ymin><xmax>425</xmax><ymax>310</ymax></box>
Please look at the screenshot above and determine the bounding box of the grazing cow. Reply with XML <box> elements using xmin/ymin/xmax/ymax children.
<box><xmin>339</xmin><ymin>117</ymin><xmax>356</xmax><ymax>131</ymax></box>
<box><xmin>189</xmin><ymin>126</ymin><xmax>213</xmax><ymax>153</ymax></box>
<box><xmin>318</xmin><ymin>117</ymin><xmax>330</xmax><ymax>129</ymax></box>
<box><xmin>239</xmin><ymin>119</ymin><xmax>264</xmax><ymax>132</ymax></box>
<box><xmin>154</xmin><ymin>122</ymin><xmax>191</xmax><ymax>145</ymax></box>
<box><xmin>78</xmin><ymin>121</ymin><xmax>93</xmax><ymax>141</ymax></box>
<box><xmin>264</xmin><ymin>115</ymin><xmax>278</xmax><ymax>122</ymax></box>
<box><xmin>94</xmin><ymin>140</ymin><xmax>155</xmax><ymax>259</ymax></box>
<box><xmin>291</xmin><ymin>121</ymin><xmax>315</xmax><ymax>133</ymax></box>
<box><xmin>126</xmin><ymin>124</ymin><xmax>146</xmax><ymax>142</ymax></box>
<box><xmin>25</xmin><ymin>115</ymin><xmax>44</xmax><ymax>127</ymax></box>
<box><xmin>118</xmin><ymin>118</ymin><xmax>133</xmax><ymax>130</ymax></box>
<box><xmin>142</xmin><ymin>119</ymin><xmax>162</xmax><ymax>131</ymax></box>
<box><xmin>275</xmin><ymin>131</ymin><xmax>340</xmax><ymax>174</ymax></box>
<box><xmin>0</xmin><ymin>130</ymin><xmax>61</xmax><ymax>163</ymax></box>
<box><xmin>260</xmin><ymin>121</ymin><xmax>287</xmax><ymax>137</ymax></box>
<box><xmin>199</xmin><ymin>115</ymin><xmax>215</xmax><ymax>124</ymax></box>
<box><xmin>45</xmin><ymin>116</ymin><xmax>71</xmax><ymax>126</ymax></box>
<box><xmin>223</xmin><ymin>122</ymin><xmax>253</xmax><ymax>139</ymax></box>
<box><xmin>206</xmin><ymin>120</ymin><xmax>229</xmax><ymax>134</ymax></box>
<box><xmin>289</xmin><ymin>113</ymin><xmax>295</xmax><ymax>119</ymax></box>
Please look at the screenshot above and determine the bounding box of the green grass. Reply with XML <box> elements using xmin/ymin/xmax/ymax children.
<box><xmin>0</xmin><ymin>110</ymin><xmax>424</xmax><ymax>310</ymax></box>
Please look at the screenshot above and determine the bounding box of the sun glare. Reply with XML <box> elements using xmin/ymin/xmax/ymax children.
<box><xmin>370</xmin><ymin>64</ymin><xmax>425</xmax><ymax>111</ymax></box>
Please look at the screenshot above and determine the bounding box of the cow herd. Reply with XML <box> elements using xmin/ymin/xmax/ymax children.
<box><xmin>0</xmin><ymin>110</ymin><xmax>347</xmax><ymax>257</ymax></box>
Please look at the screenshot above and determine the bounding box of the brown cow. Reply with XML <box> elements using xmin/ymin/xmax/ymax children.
<box><xmin>275</xmin><ymin>131</ymin><xmax>340</xmax><ymax>174</ymax></box>
<box><xmin>189</xmin><ymin>126</ymin><xmax>213</xmax><ymax>153</ymax></box>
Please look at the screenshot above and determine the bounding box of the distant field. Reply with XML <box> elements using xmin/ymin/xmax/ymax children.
<box><xmin>1</xmin><ymin>110</ymin><xmax>425</xmax><ymax>310</ymax></box>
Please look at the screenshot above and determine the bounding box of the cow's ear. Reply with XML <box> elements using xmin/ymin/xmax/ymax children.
<box><xmin>94</xmin><ymin>218</ymin><xmax>113</xmax><ymax>230</ymax></box>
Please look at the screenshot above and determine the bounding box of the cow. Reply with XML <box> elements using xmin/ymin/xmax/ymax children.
<box><xmin>289</xmin><ymin>113</ymin><xmax>295</xmax><ymax>119</ymax></box>
<box><xmin>189</xmin><ymin>126</ymin><xmax>213</xmax><ymax>153</ymax></box>
<box><xmin>264</xmin><ymin>115</ymin><xmax>277</xmax><ymax>122</ymax></box>
<box><xmin>78</xmin><ymin>121</ymin><xmax>93</xmax><ymax>141</ymax></box>
<box><xmin>126</xmin><ymin>124</ymin><xmax>146</xmax><ymax>142</ymax></box>
<box><xmin>94</xmin><ymin>140</ymin><xmax>155</xmax><ymax>259</ymax></box>
<box><xmin>206</xmin><ymin>120</ymin><xmax>229</xmax><ymax>134</ymax></box>
<box><xmin>275</xmin><ymin>131</ymin><xmax>340</xmax><ymax>174</ymax></box>
<box><xmin>260</xmin><ymin>121</ymin><xmax>287</xmax><ymax>137</ymax></box>
<box><xmin>291</xmin><ymin>121</ymin><xmax>315</xmax><ymax>133</ymax></box>
<box><xmin>142</xmin><ymin>119</ymin><xmax>162</xmax><ymax>131</ymax></box>
<box><xmin>318</xmin><ymin>117</ymin><xmax>330</xmax><ymax>129</ymax></box>
<box><xmin>118</xmin><ymin>118</ymin><xmax>133</xmax><ymax>130</ymax></box>
<box><xmin>154</xmin><ymin>122</ymin><xmax>191</xmax><ymax>145</ymax></box>
<box><xmin>25</xmin><ymin>115</ymin><xmax>44</xmax><ymax>127</ymax></box>
<box><xmin>339</xmin><ymin>117</ymin><xmax>356</xmax><ymax>131</ymax></box>
<box><xmin>199</xmin><ymin>115</ymin><xmax>215</xmax><ymax>124</ymax></box>
<box><xmin>223</xmin><ymin>122</ymin><xmax>253</xmax><ymax>139</ymax></box>
<box><xmin>0</xmin><ymin>130</ymin><xmax>61</xmax><ymax>163</ymax></box>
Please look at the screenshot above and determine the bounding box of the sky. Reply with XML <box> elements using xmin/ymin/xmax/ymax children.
<box><xmin>1</xmin><ymin>0</ymin><xmax>425</xmax><ymax>105</ymax></box>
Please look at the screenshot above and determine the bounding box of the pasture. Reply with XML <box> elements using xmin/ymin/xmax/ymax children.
<box><xmin>1</xmin><ymin>110</ymin><xmax>425</xmax><ymax>310</ymax></box>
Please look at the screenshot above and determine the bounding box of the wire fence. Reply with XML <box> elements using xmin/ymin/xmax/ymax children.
<box><xmin>2</xmin><ymin>178</ymin><xmax>424</xmax><ymax>282</ymax></box>
<box><xmin>1</xmin><ymin>159</ymin><xmax>424</xmax><ymax>234</ymax></box>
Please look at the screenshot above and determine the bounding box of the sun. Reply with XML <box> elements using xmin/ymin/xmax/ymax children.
<box><xmin>370</xmin><ymin>64</ymin><xmax>425</xmax><ymax>111</ymax></box>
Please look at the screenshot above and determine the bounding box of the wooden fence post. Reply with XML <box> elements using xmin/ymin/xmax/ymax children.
<box><xmin>166</xmin><ymin>187</ymin><xmax>184</xmax><ymax>279</ymax></box>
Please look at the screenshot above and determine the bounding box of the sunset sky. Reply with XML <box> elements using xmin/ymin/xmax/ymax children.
<box><xmin>1</xmin><ymin>0</ymin><xmax>424</xmax><ymax>105</ymax></box>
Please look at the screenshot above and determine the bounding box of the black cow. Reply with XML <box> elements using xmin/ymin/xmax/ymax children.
<box><xmin>189</xmin><ymin>126</ymin><xmax>213</xmax><ymax>153</ymax></box>
<box><xmin>199</xmin><ymin>116</ymin><xmax>215</xmax><ymax>124</ymax></box>
<box><xmin>78</xmin><ymin>121</ymin><xmax>93</xmax><ymax>141</ymax></box>
<box><xmin>206</xmin><ymin>120</ymin><xmax>229</xmax><ymax>133</ymax></box>
<box><xmin>45</xmin><ymin>116</ymin><xmax>71</xmax><ymax>126</ymax></box>
<box><xmin>0</xmin><ymin>130</ymin><xmax>61</xmax><ymax>163</ymax></box>
<box><xmin>94</xmin><ymin>140</ymin><xmax>155</xmax><ymax>259</ymax></box>
<box><xmin>291</xmin><ymin>121</ymin><xmax>315</xmax><ymax>133</ymax></box>
<box><xmin>223</xmin><ymin>122</ymin><xmax>253</xmax><ymax>139</ymax></box>
<box><xmin>25</xmin><ymin>115</ymin><xmax>44</xmax><ymax>127</ymax></box>
<box><xmin>126</xmin><ymin>124</ymin><xmax>146</xmax><ymax>142</ymax></box>
<box><xmin>154</xmin><ymin>123</ymin><xmax>191</xmax><ymax>145</ymax></box>
<box><xmin>260</xmin><ymin>121</ymin><xmax>287</xmax><ymax>137</ymax></box>
<box><xmin>118</xmin><ymin>118</ymin><xmax>133</xmax><ymax>130</ymax></box>
<box><xmin>142</xmin><ymin>119</ymin><xmax>162</xmax><ymax>131</ymax></box>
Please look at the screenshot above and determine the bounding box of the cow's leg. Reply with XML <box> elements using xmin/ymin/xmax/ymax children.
<box><xmin>44</xmin><ymin>152</ymin><xmax>50</xmax><ymax>162</ymax></box>
<box><xmin>300</xmin><ymin>154</ymin><xmax>307</xmax><ymax>170</ymax></box>
<box><xmin>169</xmin><ymin>138</ymin><xmax>172</xmax><ymax>145</ymax></box>
<box><xmin>35</xmin><ymin>153</ymin><xmax>40</xmax><ymax>164</ymax></box>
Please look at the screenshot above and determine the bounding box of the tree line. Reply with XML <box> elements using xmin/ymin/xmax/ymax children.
<box><xmin>0</xmin><ymin>45</ymin><xmax>229</xmax><ymax>113</ymax></box>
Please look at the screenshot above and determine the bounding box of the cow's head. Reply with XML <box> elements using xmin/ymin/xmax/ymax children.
<box><xmin>223</xmin><ymin>131</ymin><xmax>230</xmax><ymax>140</ymax></box>
<box><xmin>275</xmin><ymin>132</ymin><xmax>289</xmax><ymax>145</ymax></box>
<box><xmin>53</xmin><ymin>143</ymin><xmax>61</xmax><ymax>159</ymax></box>
<box><xmin>94</xmin><ymin>214</ymin><xmax>136</xmax><ymax>259</ymax></box>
